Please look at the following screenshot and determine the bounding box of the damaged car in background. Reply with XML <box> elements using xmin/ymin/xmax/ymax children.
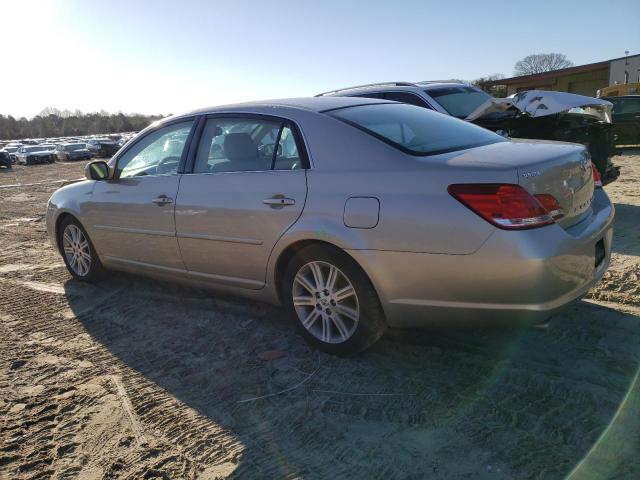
<box><xmin>318</xmin><ymin>82</ymin><xmax>619</xmax><ymax>183</ymax></box>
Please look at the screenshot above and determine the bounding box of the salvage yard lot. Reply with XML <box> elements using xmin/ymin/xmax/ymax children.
<box><xmin>1</xmin><ymin>155</ymin><xmax>639</xmax><ymax>479</ymax></box>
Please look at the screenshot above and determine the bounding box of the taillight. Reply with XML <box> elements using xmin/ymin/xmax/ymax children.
<box><xmin>533</xmin><ymin>194</ymin><xmax>564</xmax><ymax>220</ymax></box>
<box><xmin>448</xmin><ymin>184</ymin><xmax>556</xmax><ymax>230</ymax></box>
<box><xmin>591</xmin><ymin>162</ymin><xmax>603</xmax><ymax>188</ymax></box>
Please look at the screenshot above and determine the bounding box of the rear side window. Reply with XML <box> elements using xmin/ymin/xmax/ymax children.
<box><xmin>354</xmin><ymin>92</ymin><xmax>430</xmax><ymax>108</ymax></box>
<box><xmin>426</xmin><ymin>86</ymin><xmax>492</xmax><ymax>118</ymax></box>
<box><xmin>329</xmin><ymin>103</ymin><xmax>504</xmax><ymax>156</ymax></box>
<box><xmin>384</xmin><ymin>92</ymin><xmax>430</xmax><ymax>108</ymax></box>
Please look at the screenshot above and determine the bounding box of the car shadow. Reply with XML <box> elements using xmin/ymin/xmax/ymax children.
<box><xmin>65</xmin><ymin>276</ymin><xmax>640</xmax><ymax>479</ymax></box>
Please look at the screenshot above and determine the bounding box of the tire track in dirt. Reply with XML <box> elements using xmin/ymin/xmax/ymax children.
<box><xmin>0</xmin><ymin>276</ymin><xmax>251</xmax><ymax>478</ymax></box>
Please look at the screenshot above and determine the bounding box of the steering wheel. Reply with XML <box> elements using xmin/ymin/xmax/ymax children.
<box><xmin>156</xmin><ymin>156</ymin><xmax>180</xmax><ymax>174</ymax></box>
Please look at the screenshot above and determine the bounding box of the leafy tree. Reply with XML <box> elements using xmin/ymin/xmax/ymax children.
<box><xmin>514</xmin><ymin>53</ymin><xmax>573</xmax><ymax>76</ymax></box>
<box><xmin>0</xmin><ymin>110</ymin><xmax>163</xmax><ymax>140</ymax></box>
<box><xmin>471</xmin><ymin>73</ymin><xmax>507</xmax><ymax>97</ymax></box>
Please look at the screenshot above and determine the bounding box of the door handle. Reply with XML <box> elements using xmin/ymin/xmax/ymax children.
<box><xmin>263</xmin><ymin>195</ymin><xmax>295</xmax><ymax>206</ymax></box>
<box><xmin>152</xmin><ymin>195</ymin><xmax>173</xmax><ymax>206</ymax></box>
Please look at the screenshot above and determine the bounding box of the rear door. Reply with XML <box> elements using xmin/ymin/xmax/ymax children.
<box><xmin>175</xmin><ymin>115</ymin><xmax>308</xmax><ymax>289</ymax></box>
<box><xmin>86</xmin><ymin>119</ymin><xmax>195</xmax><ymax>272</ymax></box>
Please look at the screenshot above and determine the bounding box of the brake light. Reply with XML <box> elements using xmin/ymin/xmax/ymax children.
<box><xmin>448</xmin><ymin>184</ymin><xmax>555</xmax><ymax>230</ymax></box>
<box><xmin>533</xmin><ymin>194</ymin><xmax>564</xmax><ymax>220</ymax></box>
<box><xmin>591</xmin><ymin>162</ymin><xmax>603</xmax><ymax>188</ymax></box>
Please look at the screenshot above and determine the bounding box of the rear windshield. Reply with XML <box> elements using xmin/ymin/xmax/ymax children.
<box><xmin>328</xmin><ymin>103</ymin><xmax>504</xmax><ymax>155</ymax></box>
<box><xmin>426</xmin><ymin>86</ymin><xmax>492</xmax><ymax>118</ymax></box>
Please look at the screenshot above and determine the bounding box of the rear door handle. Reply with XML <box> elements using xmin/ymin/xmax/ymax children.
<box><xmin>152</xmin><ymin>195</ymin><xmax>173</xmax><ymax>206</ymax></box>
<box><xmin>263</xmin><ymin>195</ymin><xmax>295</xmax><ymax>206</ymax></box>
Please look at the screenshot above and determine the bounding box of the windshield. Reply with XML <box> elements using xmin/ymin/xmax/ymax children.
<box><xmin>426</xmin><ymin>86</ymin><xmax>492</xmax><ymax>118</ymax></box>
<box><xmin>328</xmin><ymin>102</ymin><xmax>504</xmax><ymax>155</ymax></box>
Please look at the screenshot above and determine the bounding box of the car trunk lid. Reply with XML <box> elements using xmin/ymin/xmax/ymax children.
<box><xmin>514</xmin><ymin>144</ymin><xmax>594</xmax><ymax>228</ymax></box>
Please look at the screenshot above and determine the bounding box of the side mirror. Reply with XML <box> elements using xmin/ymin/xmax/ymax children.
<box><xmin>85</xmin><ymin>160</ymin><xmax>110</xmax><ymax>180</ymax></box>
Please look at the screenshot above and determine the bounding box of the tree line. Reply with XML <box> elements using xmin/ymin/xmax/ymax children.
<box><xmin>0</xmin><ymin>109</ymin><xmax>164</xmax><ymax>140</ymax></box>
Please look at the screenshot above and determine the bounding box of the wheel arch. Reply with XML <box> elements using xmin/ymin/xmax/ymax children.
<box><xmin>54</xmin><ymin>212</ymin><xmax>79</xmax><ymax>254</ymax></box>
<box><xmin>272</xmin><ymin>238</ymin><xmax>383</xmax><ymax>310</ymax></box>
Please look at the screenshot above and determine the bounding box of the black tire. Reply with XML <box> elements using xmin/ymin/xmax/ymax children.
<box><xmin>282</xmin><ymin>244</ymin><xmax>386</xmax><ymax>355</ymax></box>
<box><xmin>57</xmin><ymin>216</ymin><xmax>106</xmax><ymax>283</ymax></box>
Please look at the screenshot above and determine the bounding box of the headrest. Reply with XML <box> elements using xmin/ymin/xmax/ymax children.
<box><xmin>223</xmin><ymin>133</ymin><xmax>257</xmax><ymax>161</ymax></box>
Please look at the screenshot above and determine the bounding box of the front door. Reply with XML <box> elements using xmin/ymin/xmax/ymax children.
<box><xmin>175</xmin><ymin>116</ymin><xmax>308</xmax><ymax>289</ymax></box>
<box><xmin>85</xmin><ymin>119</ymin><xmax>195</xmax><ymax>272</ymax></box>
<box><xmin>611</xmin><ymin>97</ymin><xmax>640</xmax><ymax>144</ymax></box>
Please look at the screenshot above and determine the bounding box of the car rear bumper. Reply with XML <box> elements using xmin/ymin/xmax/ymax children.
<box><xmin>348</xmin><ymin>188</ymin><xmax>614</xmax><ymax>328</ymax></box>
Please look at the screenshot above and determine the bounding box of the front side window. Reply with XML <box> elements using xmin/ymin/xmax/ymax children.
<box><xmin>117</xmin><ymin>120</ymin><xmax>194</xmax><ymax>178</ymax></box>
<box><xmin>425</xmin><ymin>86</ymin><xmax>492</xmax><ymax>118</ymax></box>
<box><xmin>194</xmin><ymin>117</ymin><xmax>303</xmax><ymax>173</ymax></box>
<box><xmin>329</xmin><ymin>103</ymin><xmax>504</xmax><ymax>156</ymax></box>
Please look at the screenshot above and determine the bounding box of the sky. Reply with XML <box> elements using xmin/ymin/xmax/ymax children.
<box><xmin>1</xmin><ymin>0</ymin><xmax>639</xmax><ymax>118</ymax></box>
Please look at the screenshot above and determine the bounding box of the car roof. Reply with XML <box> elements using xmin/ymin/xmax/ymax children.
<box><xmin>418</xmin><ymin>81</ymin><xmax>473</xmax><ymax>91</ymax></box>
<box><xmin>314</xmin><ymin>81</ymin><xmax>477</xmax><ymax>98</ymax></box>
<box><xmin>182</xmin><ymin>96</ymin><xmax>395</xmax><ymax>117</ymax></box>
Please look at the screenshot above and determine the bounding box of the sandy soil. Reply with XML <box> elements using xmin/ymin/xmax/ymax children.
<box><xmin>0</xmin><ymin>155</ymin><xmax>639</xmax><ymax>479</ymax></box>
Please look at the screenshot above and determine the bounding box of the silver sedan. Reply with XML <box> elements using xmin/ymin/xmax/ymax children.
<box><xmin>46</xmin><ymin>97</ymin><xmax>614</xmax><ymax>354</ymax></box>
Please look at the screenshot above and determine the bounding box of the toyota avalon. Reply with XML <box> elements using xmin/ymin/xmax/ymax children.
<box><xmin>46</xmin><ymin>97</ymin><xmax>614</xmax><ymax>354</ymax></box>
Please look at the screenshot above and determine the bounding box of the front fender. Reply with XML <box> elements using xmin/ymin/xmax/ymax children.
<box><xmin>46</xmin><ymin>180</ymin><xmax>96</xmax><ymax>249</ymax></box>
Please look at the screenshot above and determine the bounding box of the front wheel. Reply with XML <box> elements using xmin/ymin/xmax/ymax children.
<box><xmin>282</xmin><ymin>245</ymin><xmax>386</xmax><ymax>355</ymax></box>
<box><xmin>58</xmin><ymin>217</ymin><xmax>105</xmax><ymax>282</ymax></box>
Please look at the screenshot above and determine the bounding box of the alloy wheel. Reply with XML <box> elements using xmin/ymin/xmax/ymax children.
<box><xmin>292</xmin><ymin>261</ymin><xmax>360</xmax><ymax>344</ymax></box>
<box><xmin>62</xmin><ymin>224</ymin><xmax>92</xmax><ymax>276</ymax></box>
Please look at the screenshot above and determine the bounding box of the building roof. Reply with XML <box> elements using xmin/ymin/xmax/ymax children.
<box><xmin>483</xmin><ymin>54</ymin><xmax>640</xmax><ymax>87</ymax></box>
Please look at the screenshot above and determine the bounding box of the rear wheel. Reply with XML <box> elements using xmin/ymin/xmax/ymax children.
<box><xmin>58</xmin><ymin>217</ymin><xmax>105</xmax><ymax>282</ymax></box>
<box><xmin>282</xmin><ymin>244</ymin><xmax>386</xmax><ymax>355</ymax></box>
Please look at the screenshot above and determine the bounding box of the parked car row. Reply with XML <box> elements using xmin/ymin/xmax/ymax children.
<box><xmin>0</xmin><ymin>132</ymin><xmax>137</xmax><ymax>167</ymax></box>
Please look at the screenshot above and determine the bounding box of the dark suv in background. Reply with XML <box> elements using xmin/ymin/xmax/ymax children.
<box><xmin>87</xmin><ymin>138</ymin><xmax>120</xmax><ymax>158</ymax></box>
<box><xmin>602</xmin><ymin>95</ymin><xmax>640</xmax><ymax>145</ymax></box>
<box><xmin>55</xmin><ymin>143</ymin><xmax>93</xmax><ymax>162</ymax></box>
<box><xmin>0</xmin><ymin>149</ymin><xmax>12</xmax><ymax>168</ymax></box>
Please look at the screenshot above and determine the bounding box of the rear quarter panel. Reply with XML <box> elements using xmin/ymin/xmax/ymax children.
<box><xmin>277</xmin><ymin>111</ymin><xmax>514</xmax><ymax>255</ymax></box>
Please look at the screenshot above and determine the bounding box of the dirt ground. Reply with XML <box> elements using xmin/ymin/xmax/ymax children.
<box><xmin>1</xmin><ymin>153</ymin><xmax>639</xmax><ymax>480</ymax></box>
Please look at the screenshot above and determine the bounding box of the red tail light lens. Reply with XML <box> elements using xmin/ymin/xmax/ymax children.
<box><xmin>533</xmin><ymin>194</ymin><xmax>564</xmax><ymax>220</ymax></box>
<box><xmin>591</xmin><ymin>162</ymin><xmax>603</xmax><ymax>188</ymax></box>
<box><xmin>448</xmin><ymin>184</ymin><xmax>555</xmax><ymax>230</ymax></box>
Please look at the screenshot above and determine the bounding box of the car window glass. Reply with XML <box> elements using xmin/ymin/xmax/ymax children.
<box><xmin>194</xmin><ymin>118</ymin><xmax>302</xmax><ymax>173</ymax></box>
<box><xmin>117</xmin><ymin>120</ymin><xmax>193</xmax><ymax>178</ymax></box>
<box><xmin>330</xmin><ymin>103</ymin><xmax>504</xmax><ymax>155</ymax></box>
<box><xmin>354</xmin><ymin>92</ymin><xmax>385</xmax><ymax>100</ymax></box>
<box><xmin>620</xmin><ymin>98</ymin><xmax>640</xmax><ymax>114</ymax></box>
<box><xmin>273</xmin><ymin>126</ymin><xmax>303</xmax><ymax>170</ymax></box>
<box><xmin>384</xmin><ymin>92</ymin><xmax>429</xmax><ymax>108</ymax></box>
<box><xmin>425</xmin><ymin>86</ymin><xmax>492</xmax><ymax>118</ymax></box>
